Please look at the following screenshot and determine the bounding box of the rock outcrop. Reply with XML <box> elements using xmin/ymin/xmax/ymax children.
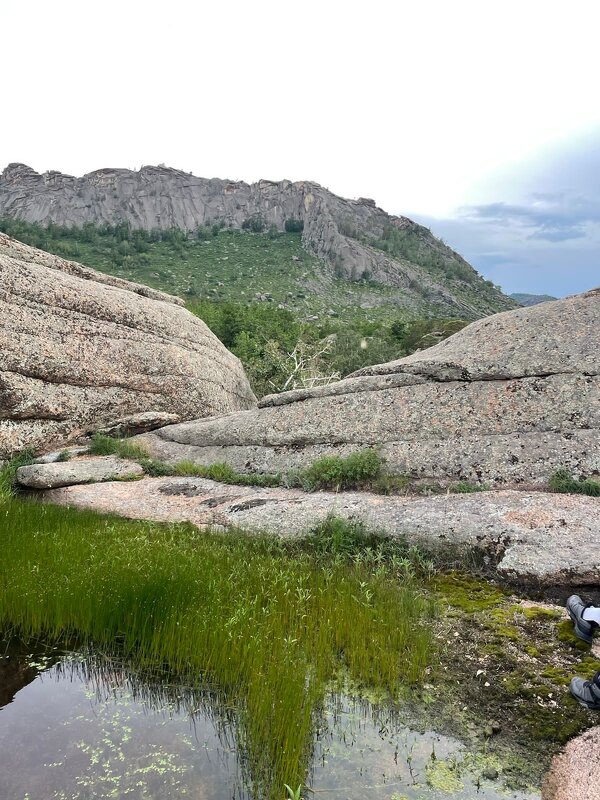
<box><xmin>135</xmin><ymin>289</ymin><xmax>600</xmax><ymax>487</ymax></box>
<box><xmin>0</xmin><ymin>163</ymin><xmax>516</xmax><ymax>318</ymax></box>
<box><xmin>40</xmin><ymin>477</ymin><xmax>600</xmax><ymax>586</ymax></box>
<box><xmin>0</xmin><ymin>233</ymin><xmax>256</xmax><ymax>459</ymax></box>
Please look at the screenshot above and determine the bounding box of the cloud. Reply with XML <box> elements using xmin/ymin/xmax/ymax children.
<box><xmin>410</xmin><ymin>130</ymin><xmax>600</xmax><ymax>297</ymax></box>
<box><xmin>458</xmin><ymin>195</ymin><xmax>599</xmax><ymax>241</ymax></box>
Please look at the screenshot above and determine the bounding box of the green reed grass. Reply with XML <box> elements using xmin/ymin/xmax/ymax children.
<box><xmin>0</xmin><ymin>494</ymin><xmax>434</xmax><ymax>797</ymax></box>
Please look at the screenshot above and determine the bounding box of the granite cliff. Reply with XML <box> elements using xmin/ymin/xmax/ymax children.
<box><xmin>0</xmin><ymin>163</ymin><xmax>516</xmax><ymax>319</ymax></box>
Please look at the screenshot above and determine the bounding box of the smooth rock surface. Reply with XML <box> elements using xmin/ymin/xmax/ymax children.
<box><xmin>0</xmin><ymin>233</ymin><xmax>256</xmax><ymax>459</ymax></box>
<box><xmin>16</xmin><ymin>457</ymin><xmax>144</xmax><ymax>489</ymax></box>
<box><xmin>41</xmin><ymin>479</ymin><xmax>600</xmax><ymax>586</ymax></box>
<box><xmin>542</xmin><ymin>726</ymin><xmax>600</xmax><ymax>800</ymax></box>
<box><xmin>135</xmin><ymin>289</ymin><xmax>600</xmax><ymax>487</ymax></box>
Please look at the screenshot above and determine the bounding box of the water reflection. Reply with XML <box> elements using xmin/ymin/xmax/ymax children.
<box><xmin>0</xmin><ymin>639</ymin><xmax>539</xmax><ymax>800</ymax></box>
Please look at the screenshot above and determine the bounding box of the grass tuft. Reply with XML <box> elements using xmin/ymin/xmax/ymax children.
<box><xmin>88</xmin><ymin>433</ymin><xmax>150</xmax><ymax>461</ymax></box>
<box><xmin>293</xmin><ymin>449</ymin><xmax>385</xmax><ymax>492</ymax></box>
<box><xmin>0</xmin><ymin>450</ymin><xmax>35</xmax><ymax>500</ymax></box>
<box><xmin>549</xmin><ymin>469</ymin><xmax>600</xmax><ymax>497</ymax></box>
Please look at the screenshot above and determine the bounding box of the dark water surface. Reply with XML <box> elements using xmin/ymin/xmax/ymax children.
<box><xmin>0</xmin><ymin>641</ymin><xmax>539</xmax><ymax>800</ymax></box>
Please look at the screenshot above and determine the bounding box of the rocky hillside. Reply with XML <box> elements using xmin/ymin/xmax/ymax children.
<box><xmin>510</xmin><ymin>292</ymin><xmax>558</xmax><ymax>306</ymax></box>
<box><xmin>0</xmin><ymin>163</ymin><xmax>516</xmax><ymax>319</ymax></box>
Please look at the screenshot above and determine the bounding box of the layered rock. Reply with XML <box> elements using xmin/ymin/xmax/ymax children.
<box><xmin>0</xmin><ymin>163</ymin><xmax>516</xmax><ymax>318</ymax></box>
<box><xmin>0</xmin><ymin>233</ymin><xmax>256</xmax><ymax>459</ymax></box>
<box><xmin>135</xmin><ymin>289</ymin><xmax>600</xmax><ymax>487</ymax></box>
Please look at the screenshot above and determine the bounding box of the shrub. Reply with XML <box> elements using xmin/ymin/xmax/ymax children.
<box><xmin>242</xmin><ymin>216</ymin><xmax>266</xmax><ymax>233</ymax></box>
<box><xmin>284</xmin><ymin>218</ymin><xmax>304</xmax><ymax>233</ymax></box>
<box><xmin>300</xmin><ymin>449</ymin><xmax>384</xmax><ymax>491</ymax></box>
<box><xmin>549</xmin><ymin>469</ymin><xmax>600</xmax><ymax>497</ymax></box>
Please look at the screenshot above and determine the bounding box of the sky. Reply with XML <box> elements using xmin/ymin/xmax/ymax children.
<box><xmin>1</xmin><ymin>0</ymin><xmax>599</xmax><ymax>297</ymax></box>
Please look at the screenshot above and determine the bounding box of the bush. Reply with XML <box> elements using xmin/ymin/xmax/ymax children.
<box><xmin>549</xmin><ymin>469</ymin><xmax>600</xmax><ymax>497</ymax></box>
<box><xmin>300</xmin><ymin>449</ymin><xmax>384</xmax><ymax>491</ymax></box>
<box><xmin>242</xmin><ymin>216</ymin><xmax>266</xmax><ymax>233</ymax></box>
<box><xmin>284</xmin><ymin>218</ymin><xmax>304</xmax><ymax>233</ymax></box>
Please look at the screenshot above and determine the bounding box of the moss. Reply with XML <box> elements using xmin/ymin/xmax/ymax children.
<box><xmin>520</xmin><ymin>606</ymin><xmax>562</xmax><ymax>621</ymax></box>
<box><xmin>557</xmin><ymin>619</ymin><xmax>591</xmax><ymax>651</ymax></box>
<box><xmin>432</xmin><ymin>572</ymin><xmax>507</xmax><ymax>613</ymax></box>
<box><xmin>425</xmin><ymin>758</ymin><xmax>464</xmax><ymax>791</ymax></box>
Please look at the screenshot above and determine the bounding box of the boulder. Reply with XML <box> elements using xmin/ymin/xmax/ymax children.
<box><xmin>16</xmin><ymin>457</ymin><xmax>144</xmax><ymax>489</ymax></box>
<box><xmin>0</xmin><ymin>233</ymin><xmax>256</xmax><ymax>459</ymax></box>
<box><xmin>543</xmin><ymin>726</ymin><xmax>600</xmax><ymax>800</ymax></box>
<box><xmin>135</xmin><ymin>289</ymin><xmax>600</xmax><ymax>488</ymax></box>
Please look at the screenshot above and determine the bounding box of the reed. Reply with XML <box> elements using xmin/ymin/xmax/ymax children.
<box><xmin>0</xmin><ymin>493</ymin><xmax>434</xmax><ymax>797</ymax></box>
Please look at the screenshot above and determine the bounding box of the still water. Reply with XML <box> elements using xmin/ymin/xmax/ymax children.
<box><xmin>0</xmin><ymin>641</ymin><xmax>539</xmax><ymax>800</ymax></box>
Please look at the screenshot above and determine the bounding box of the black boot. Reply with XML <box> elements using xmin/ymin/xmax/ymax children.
<box><xmin>570</xmin><ymin>671</ymin><xmax>600</xmax><ymax>710</ymax></box>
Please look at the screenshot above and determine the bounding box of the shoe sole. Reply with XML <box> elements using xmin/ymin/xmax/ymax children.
<box><xmin>574</xmin><ymin>696</ymin><xmax>600</xmax><ymax>710</ymax></box>
<box><xmin>567</xmin><ymin>606</ymin><xmax>594</xmax><ymax>644</ymax></box>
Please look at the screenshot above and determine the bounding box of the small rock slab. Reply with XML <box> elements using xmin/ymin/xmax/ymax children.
<box><xmin>93</xmin><ymin>412</ymin><xmax>181</xmax><ymax>439</ymax></box>
<box><xmin>34</xmin><ymin>447</ymin><xmax>89</xmax><ymax>464</ymax></box>
<box><xmin>16</xmin><ymin>458</ymin><xmax>144</xmax><ymax>489</ymax></box>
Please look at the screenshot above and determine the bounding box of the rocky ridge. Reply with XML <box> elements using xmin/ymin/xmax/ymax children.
<box><xmin>0</xmin><ymin>233</ymin><xmax>256</xmax><ymax>459</ymax></box>
<box><xmin>134</xmin><ymin>288</ymin><xmax>600</xmax><ymax>488</ymax></box>
<box><xmin>0</xmin><ymin>163</ymin><xmax>516</xmax><ymax>318</ymax></box>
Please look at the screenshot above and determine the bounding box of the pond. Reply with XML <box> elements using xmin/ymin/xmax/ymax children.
<box><xmin>0</xmin><ymin>639</ymin><xmax>539</xmax><ymax>800</ymax></box>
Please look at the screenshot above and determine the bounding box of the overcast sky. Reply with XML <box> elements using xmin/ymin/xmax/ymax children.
<box><xmin>2</xmin><ymin>0</ymin><xmax>599</xmax><ymax>296</ymax></box>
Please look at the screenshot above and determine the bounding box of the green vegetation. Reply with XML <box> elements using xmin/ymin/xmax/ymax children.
<box><xmin>0</xmin><ymin>448</ymin><xmax>34</xmax><ymax>499</ymax></box>
<box><xmin>430</xmin><ymin>577</ymin><xmax>598</xmax><ymax>761</ymax></box>
<box><xmin>290</xmin><ymin>449</ymin><xmax>384</xmax><ymax>492</ymax></box>
<box><xmin>87</xmin><ymin>437</ymin><xmax>494</xmax><ymax>497</ymax></box>
<box><xmin>449</xmin><ymin>480</ymin><xmax>489</xmax><ymax>494</ymax></box>
<box><xmin>0</xmin><ymin>470</ymin><xmax>434</xmax><ymax>798</ymax></box>
<box><xmin>88</xmin><ymin>433</ymin><xmax>151</xmax><ymax>461</ymax></box>
<box><xmin>549</xmin><ymin>468</ymin><xmax>600</xmax><ymax>497</ymax></box>
<box><xmin>0</xmin><ymin>217</ymin><xmax>473</xmax><ymax>397</ymax></box>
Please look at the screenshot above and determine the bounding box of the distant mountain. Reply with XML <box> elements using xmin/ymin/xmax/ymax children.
<box><xmin>510</xmin><ymin>293</ymin><xmax>558</xmax><ymax>307</ymax></box>
<box><xmin>0</xmin><ymin>163</ymin><xmax>517</xmax><ymax>320</ymax></box>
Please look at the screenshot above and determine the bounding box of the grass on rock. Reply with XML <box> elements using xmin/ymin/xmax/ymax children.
<box><xmin>549</xmin><ymin>468</ymin><xmax>600</xmax><ymax>497</ymax></box>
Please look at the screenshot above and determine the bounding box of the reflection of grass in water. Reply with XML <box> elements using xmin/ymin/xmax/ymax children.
<box><xmin>0</xmin><ymin>497</ymin><xmax>434</xmax><ymax>798</ymax></box>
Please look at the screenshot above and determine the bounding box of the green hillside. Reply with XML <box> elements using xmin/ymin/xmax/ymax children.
<box><xmin>0</xmin><ymin>217</ymin><xmax>494</xmax><ymax>324</ymax></box>
<box><xmin>0</xmin><ymin>218</ymin><xmax>470</xmax><ymax>397</ymax></box>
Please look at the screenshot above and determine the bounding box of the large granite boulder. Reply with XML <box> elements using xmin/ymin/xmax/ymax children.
<box><xmin>136</xmin><ymin>289</ymin><xmax>600</xmax><ymax>487</ymax></box>
<box><xmin>0</xmin><ymin>233</ymin><xmax>256</xmax><ymax>459</ymax></box>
